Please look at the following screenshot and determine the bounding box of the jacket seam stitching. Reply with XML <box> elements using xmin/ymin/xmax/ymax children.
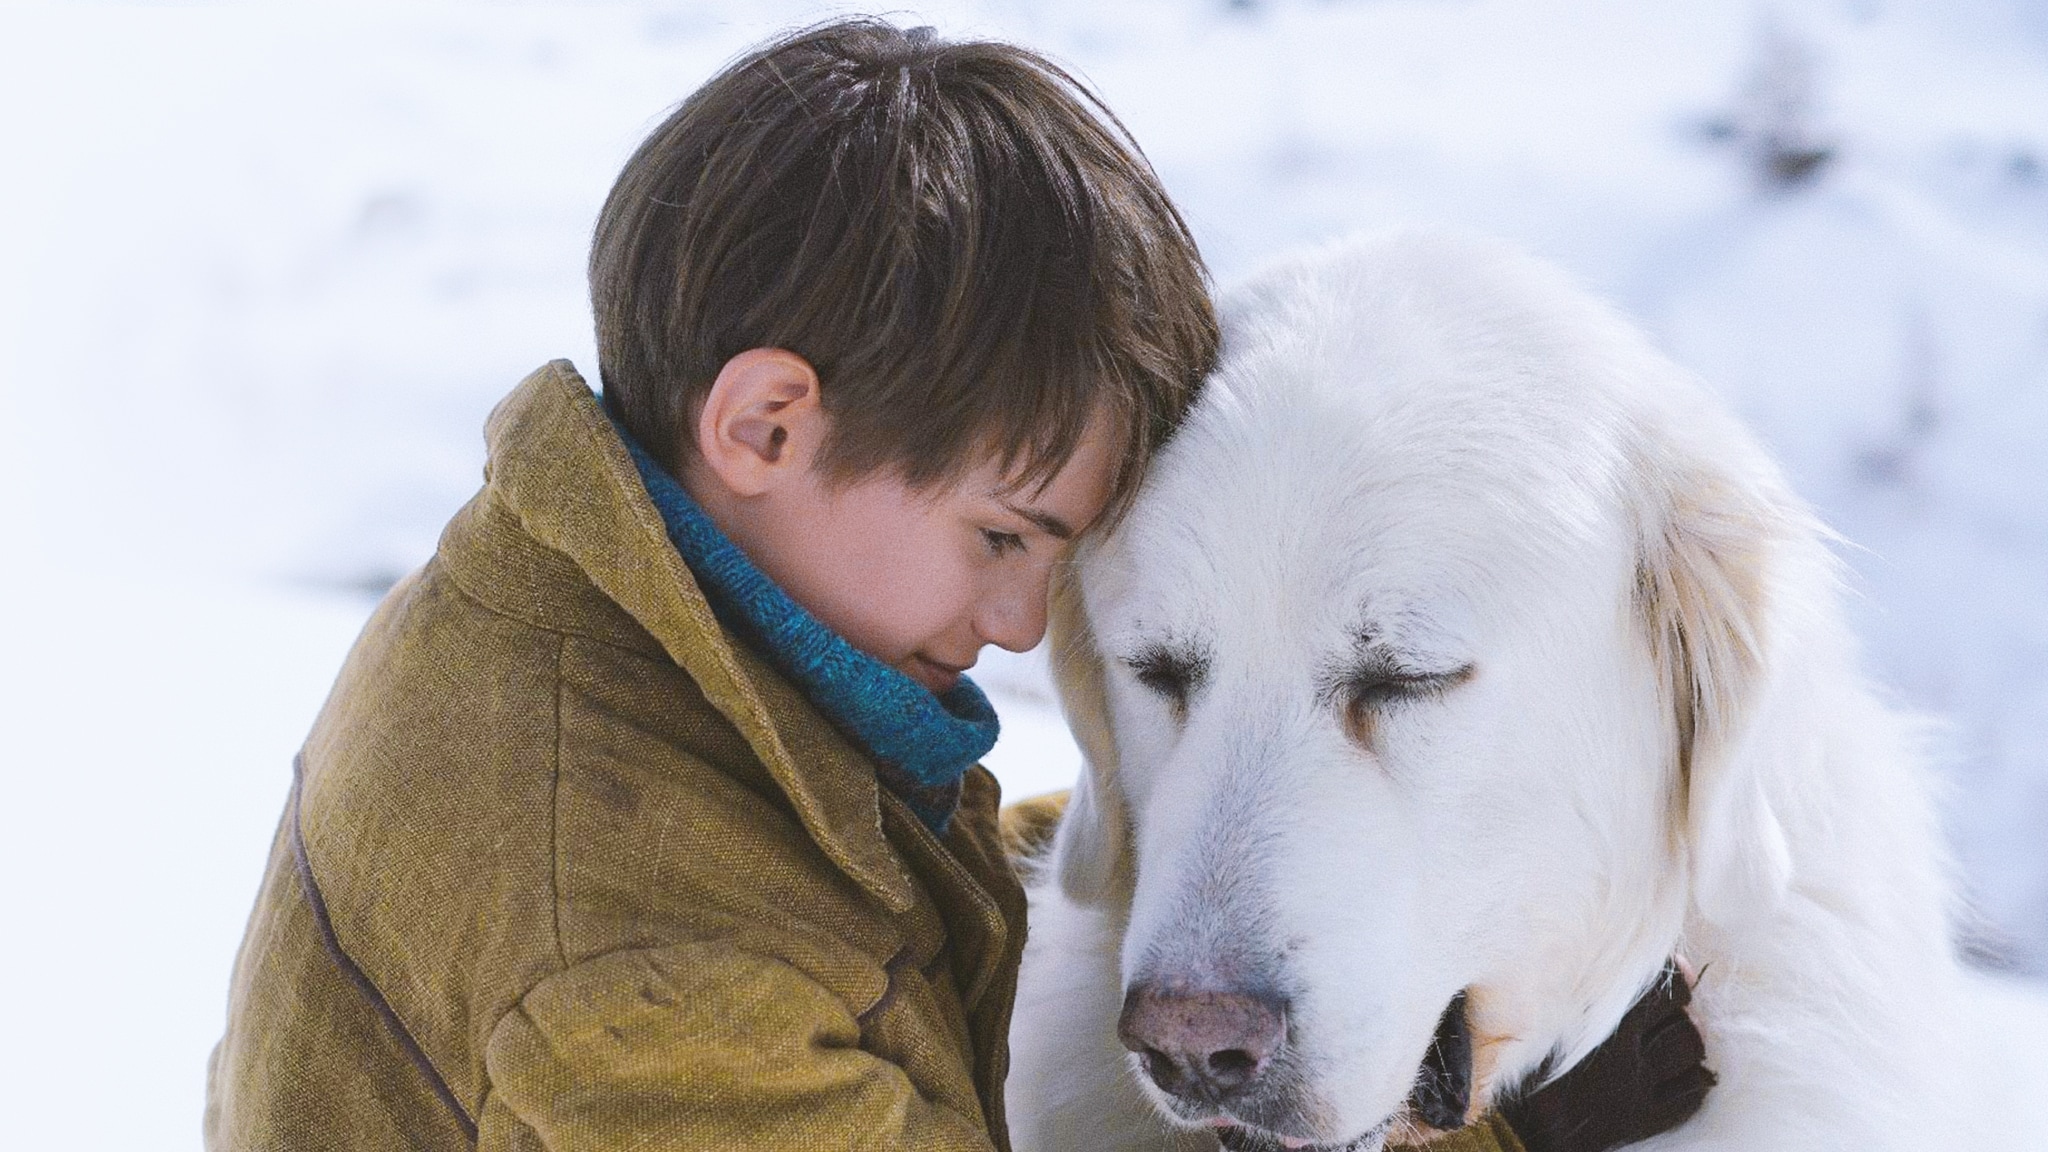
<box><xmin>550</xmin><ymin>635</ymin><xmax>570</xmax><ymax>974</ymax></box>
<box><xmin>288</xmin><ymin>754</ymin><xmax>481</xmax><ymax>1144</ymax></box>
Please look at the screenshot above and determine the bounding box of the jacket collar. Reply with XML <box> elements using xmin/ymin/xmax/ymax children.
<box><xmin>480</xmin><ymin>360</ymin><xmax>919</xmax><ymax>913</ymax></box>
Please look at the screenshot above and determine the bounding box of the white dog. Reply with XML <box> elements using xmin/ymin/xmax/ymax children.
<box><xmin>1006</xmin><ymin>230</ymin><xmax>2048</xmax><ymax>1152</ymax></box>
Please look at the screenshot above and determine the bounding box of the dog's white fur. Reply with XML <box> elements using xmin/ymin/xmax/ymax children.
<box><xmin>1007</xmin><ymin>231</ymin><xmax>2048</xmax><ymax>1151</ymax></box>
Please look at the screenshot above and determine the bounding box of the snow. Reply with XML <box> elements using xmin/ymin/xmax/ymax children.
<box><xmin>2</xmin><ymin>1</ymin><xmax>2046</xmax><ymax>1146</ymax></box>
<box><xmin>0</xmin><ymin>570</ymin><xmax>369</xmax><ymax>1143</ymax></box>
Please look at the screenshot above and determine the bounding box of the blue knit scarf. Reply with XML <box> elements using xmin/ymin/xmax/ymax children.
<box><xmin>612</xmin><ymin>423</ymin><xmax>999</xmax><ymax>834</ymax></box>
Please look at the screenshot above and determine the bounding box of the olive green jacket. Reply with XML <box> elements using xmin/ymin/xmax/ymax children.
<box><xmin>206</xmin><ymin>361</ymin><xmax>1027</xmax><ymax>1151</ymax></box>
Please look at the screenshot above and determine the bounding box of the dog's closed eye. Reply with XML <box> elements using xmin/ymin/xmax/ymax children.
<box><xmin>1334</xmin><ymin>663</ymin><xmax>1475</xmax><ymax>746</ymax></box>
<box><xmin>1344</xmin><ymin>667</ymin><xmax>1471</xmax><ymax>706</ymax></box>
<box><xmin>1125</xmin><ymin>644</ymin><xmax>1208</xmax><ymax>720</ymax></box>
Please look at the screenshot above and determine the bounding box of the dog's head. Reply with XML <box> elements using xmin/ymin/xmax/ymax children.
<box><xmin>1047</xmin><ymin>231</ymin><xmax>1816</xmax><ymax>1151</ymax></box>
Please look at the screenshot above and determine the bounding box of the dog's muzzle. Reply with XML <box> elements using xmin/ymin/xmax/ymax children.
<box><xmin>1121</xmin><ymin>983</ymin><xmax>1475</xmax><ymax>1152</ymax></box>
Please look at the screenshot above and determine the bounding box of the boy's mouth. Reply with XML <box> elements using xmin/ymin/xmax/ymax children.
<box><xmin>908</xmin><ymin>654</ymin><xmax>969</xmax><ymax>692</ymax></box>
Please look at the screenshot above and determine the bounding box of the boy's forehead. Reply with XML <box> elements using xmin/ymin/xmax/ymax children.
<box><xmin>981</xmin><ymin>414</ymin><xmax>1121</xmax><ymax>530</ymax></box>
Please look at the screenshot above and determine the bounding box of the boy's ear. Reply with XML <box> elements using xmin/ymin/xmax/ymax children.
<box><xmin>693</xmin><ymin>348</ymin><xmax>825</xmax><ymax>497</ymax></box>
<box><xmin>1047</xmin><ymin>561</ymin><xmax>1136</xmax><ymax>907</ymax></box>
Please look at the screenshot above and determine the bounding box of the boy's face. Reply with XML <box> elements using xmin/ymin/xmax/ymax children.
<box><xmin>756</xmin><ymin>424</ymin><xmax>1116</xmax><ymax>693</ymax></box>
<box><xmin>683</xmin><ymin>348</ymin><xmax>1120</xmax><ymax>694</ymax></box>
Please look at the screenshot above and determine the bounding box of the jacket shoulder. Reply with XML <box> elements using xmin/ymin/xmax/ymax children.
<box><xmin>289</xmin><ymin>555</ymin><xmax>574</xmax><ymax>1105</ymax></box>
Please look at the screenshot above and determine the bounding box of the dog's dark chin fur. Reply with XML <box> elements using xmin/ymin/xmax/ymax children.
<box><xmin>1413</xmin><ymin>991</ymin><xmax>1475</xmax><ymax>1130</ymax></box>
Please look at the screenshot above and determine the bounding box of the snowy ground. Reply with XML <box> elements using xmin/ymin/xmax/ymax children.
<box><xmin>2</xmin><ymin>1</ymin><xmax>2047</xmax><ymax>1147</ymax></box>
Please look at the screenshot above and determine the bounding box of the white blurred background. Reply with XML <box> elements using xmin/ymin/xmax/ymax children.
<box><xmin>1</xmin><ymin>1</ymin><xmax>2045</xmax><ymax>1145</ymax></box>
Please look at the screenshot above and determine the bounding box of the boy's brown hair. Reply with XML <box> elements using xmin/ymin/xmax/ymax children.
<box><xmin>590</xmin><ymin>18</ymin><xmax>1217</xmax><ymax>514</ymax></box>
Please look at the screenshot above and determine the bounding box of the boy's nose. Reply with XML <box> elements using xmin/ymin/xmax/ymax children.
<box><xmin>976</xmin><ymin>569</ymin><xmax>1052</xmax><ymax>653</ymax></box>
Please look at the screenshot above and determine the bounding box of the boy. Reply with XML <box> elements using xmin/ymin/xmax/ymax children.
<box><xmin>206</xmin><ymin>19</ymin><xmax>1705</xmax><ymax>1152</ymax></box>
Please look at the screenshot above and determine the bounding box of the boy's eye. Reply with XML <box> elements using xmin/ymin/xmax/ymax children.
<box><xmin>981</xmin><ymin>528</ymin><xmax>1028</xmax><ymax>557</ymax></box>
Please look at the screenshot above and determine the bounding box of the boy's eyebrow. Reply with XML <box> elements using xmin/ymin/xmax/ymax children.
<box><xmin>1001</xmin><ymin>501</ymin><xmax>1075</xmax><ymax>540</ymax></box>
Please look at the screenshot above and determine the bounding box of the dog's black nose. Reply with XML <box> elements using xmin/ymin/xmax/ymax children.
<box><xmin>1118</xmin><ymin>981</ymin><xmax>1287</xmax><ymax>1103</ymax></box>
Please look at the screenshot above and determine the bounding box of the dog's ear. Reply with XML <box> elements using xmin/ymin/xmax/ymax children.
<box><xmin>1047</xmin><ymin>561</ymin><xmax>1136</xmax><ymax>907</ymax></box>
<box><xmin>1638</xmin><ymin>457</ymin><xmax>1796</xmax><ymax>928</ymax></box>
